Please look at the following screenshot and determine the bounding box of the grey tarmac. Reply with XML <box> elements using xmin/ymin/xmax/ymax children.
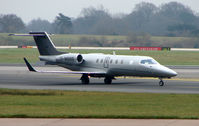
<box><xmin>0</xmin><ymin>66</ymin><xmax>199</xmax><ymax>126</ymax></box>
<box><xmin>0</xmin><ymin>66</ymin><xmax>199</xmax><ymax>94</ymax></box>
<box><xmin>0</xmin><ymin>118</ymin><xmax>199</xmax><ymax>126</ymax></box>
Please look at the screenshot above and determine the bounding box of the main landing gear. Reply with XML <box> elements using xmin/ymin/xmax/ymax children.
<box><xmin>80</xmin><ymin>74</ymin><xmax>114</xmax><ymax>85</ymax></box>
<box><xmin>81</xmin><ymin>74</ymin><xmax>89</xmax><ymax>84</ymax></box>
<box><xmin>104</xmin><ymin>77</ymin><xmax>112</xmax><ymax>84</ymax></box>
<box><xmin>159</xmin><ymin>78</ymin><xmax>164</xmax><ymax>86</ymax></box>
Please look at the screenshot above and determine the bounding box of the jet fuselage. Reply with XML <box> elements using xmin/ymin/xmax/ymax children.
<box><xmin>40</xmin><ymin>53</ymin><xmax>177</xmax><ymax>78</ymax></box>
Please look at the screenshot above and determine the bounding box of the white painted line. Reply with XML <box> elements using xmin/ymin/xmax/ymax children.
<box><xmin>0</xmin><ymin>46</ymin><xmax>18</xmax><ymax>48</ymax></box>
<box><xmin>1</xmin><ymin>46</ymin><xmax>199</xmax><ymax>51</ymax></box>
<box><xmin>171</xmin><ymin>48</ymin><xmax>199</xmax><ymax>51</ymax></box>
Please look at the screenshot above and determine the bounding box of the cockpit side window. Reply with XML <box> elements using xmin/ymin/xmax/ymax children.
<box><xmin>140</xmin><ymin>59</ymin><xmax>158</xmax><ymax>65</ymax></box>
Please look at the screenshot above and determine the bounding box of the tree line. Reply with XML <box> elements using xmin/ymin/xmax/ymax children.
<box><xmin>1</xmin><ymin>1</ymin><xmax>199</xmax><ymax>37</ymax></box>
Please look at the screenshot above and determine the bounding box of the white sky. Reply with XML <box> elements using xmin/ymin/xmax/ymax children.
<box><xmin>0</xmin><ymin>0</ymin><xmax>199</xmax><ymax>24</ymax></box>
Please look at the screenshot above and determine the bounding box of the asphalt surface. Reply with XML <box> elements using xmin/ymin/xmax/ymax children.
<box><xmin>1</xmin><ymin>118</ymin><xmax>199</xmax><ymax>126</ymax></box>
<box><xmin>0</xmin><ymin>66</ymin><xmax>199</xmax><ymax>94</ymax></box>
<box><xmin>0</xmin><ymin>66</ymin><xmax>199</xmax><ymax>125</ymax></box>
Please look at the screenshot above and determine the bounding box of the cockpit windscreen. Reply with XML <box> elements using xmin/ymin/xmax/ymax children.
<box><xmin>140</xmin><ymin>59</ymin><xmax>158</xmax><ymax>65</ymax></box>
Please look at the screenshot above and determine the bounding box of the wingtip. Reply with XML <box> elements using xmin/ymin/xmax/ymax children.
<box><xmin>23</xmin><ymin>57</ymin><xmax>36</xmax><ymax>72</ymax></box>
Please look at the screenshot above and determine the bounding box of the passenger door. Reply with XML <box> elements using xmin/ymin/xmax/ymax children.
<box><xmin>104</xmin><ymin>57</ymin><xmax>110</xmax><ymax>68</ymax></box>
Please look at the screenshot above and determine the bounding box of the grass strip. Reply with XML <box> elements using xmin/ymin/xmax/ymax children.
<box><xmin>1</xmin><ymin>33</ymin><xmax>193</xmax><ymax>46</ymax></box>
<box><xmin>1</xmin><ymin>48</ymin><xmax>199</xmax><ymax>65</ymax></box>
<box><xmin>0</xmin><ymin>89</ymin><xmax>199</xmax><ymax>119</ymax></box>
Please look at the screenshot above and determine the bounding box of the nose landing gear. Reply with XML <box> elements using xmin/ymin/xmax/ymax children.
<box><xmin>159</xmin><ymin>78</ymin><xmax>164</xmax><ymax>86</ymax></box>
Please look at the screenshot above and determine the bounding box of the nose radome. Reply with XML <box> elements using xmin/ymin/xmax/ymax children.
<box><xmin>159</xmin><ymin>65</ymin><xmax>178</xmax><ymax>77</ymax></box>
<box><xmin>169</xmin><ymin>69</ymin><xmax>177</xmax><ymax>77</ymax></box>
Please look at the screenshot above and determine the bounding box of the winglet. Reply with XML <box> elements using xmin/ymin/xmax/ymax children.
<box><xmin>23</xmin><ymin>58</ymin><xmax>36</xmax><ymax>72</ymax></box>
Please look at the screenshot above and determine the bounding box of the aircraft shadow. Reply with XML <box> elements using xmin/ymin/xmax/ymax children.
<box><xmin>31</xmin><ymin>81</ymin><xmax>148</xmax><ymax>86</ymax></box>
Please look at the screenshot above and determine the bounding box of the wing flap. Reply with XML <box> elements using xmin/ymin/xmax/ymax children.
<box><xmin>32</xmin><ymin>70</ymin><xmax>105</xmax><ymax>74</ymax></box>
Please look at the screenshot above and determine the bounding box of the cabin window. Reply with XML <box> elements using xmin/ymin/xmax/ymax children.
<box><xmin>121</xmin><ymin>60</ymin><xmax>123</xmax><ymax>64</ymax></box>
<box><xmin>105</xmin><ymin>60</ymin><xmax>108</xmax><ymax>64</ymax></box>
<box><xmin>115</xmin><ymin>60</ymin><xmax>118</xmax><ymax>64</ymax></box>
<box><xmin>96</xmin><ymin>59</ymin><xmax>99</xmax><ymax>63</ymax></box>
<box><xmin>100</xmin><ymin>59</ymin><xmax>103</xmax><ymax>63</ymax></box>
<box><xmin>110</xmin><ymin>59</ymin><xmax>113</xmax><ymax>64</ymax></box>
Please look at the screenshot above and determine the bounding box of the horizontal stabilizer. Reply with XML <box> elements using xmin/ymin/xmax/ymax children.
<box><xmin>9</xmin><ymin>34</ymin><xmax>46</xmax><ymax>37</ymax></box>
<box><xmin>9</xmin><ymin>32</ymin><xmax>53</xmax><ymax>37</ymax></box>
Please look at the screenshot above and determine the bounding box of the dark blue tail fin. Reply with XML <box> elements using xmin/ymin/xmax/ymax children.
<box><xmin>9</xmin><ymin>32</ymin><xmax>65</xmax><ymax>55</ymax></box>
<box><xmin>29</xmin><ymin>32</ymin><xmax>64</xmax><ymax>55</ymax></box>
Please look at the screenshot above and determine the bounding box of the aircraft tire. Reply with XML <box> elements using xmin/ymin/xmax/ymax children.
<box><xmin>81</xmin><ymin>74</ymin><xmax>89</xmax><ymax>84</ymax></box>
<box><xmin>104</xmin><ymin>77</ymin><xmax>112</xmax><ymax>84</ymax></box>
<box><xmin>159</xmin><ymin>80</ymin><xmax>164</xmax><ymax>86</ymax></box>
<box><xmin>81</xmin><ymin>78</ymin><xmax>89</xmax><ymax>84</ymax></box>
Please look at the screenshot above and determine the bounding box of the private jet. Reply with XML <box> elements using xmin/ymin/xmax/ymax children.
<box><xmin>10</xmin><ymin>32</ymin><xmax>177</xmax><ymax>86</ymax></box>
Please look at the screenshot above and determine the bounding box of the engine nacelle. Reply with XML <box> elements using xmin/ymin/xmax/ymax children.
<box><xmin>56</xmin><ymin>53</ymin><xmax>84</xmax><ymax>65</ymax></box>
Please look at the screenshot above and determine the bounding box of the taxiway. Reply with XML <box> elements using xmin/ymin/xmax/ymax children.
<box><xmin>0</xmin><ymin>66</ymin><xmax>199</xmax><ymax>94</ymax></box>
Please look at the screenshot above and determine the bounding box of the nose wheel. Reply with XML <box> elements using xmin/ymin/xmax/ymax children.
<box><xmin>159</xmin><ymin>78</ymin><xmax>164</xmax><ymax>86</ymax></box>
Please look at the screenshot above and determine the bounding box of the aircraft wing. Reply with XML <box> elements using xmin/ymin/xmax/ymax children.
<box><xmin>24</xmin><ymin>58</ymin><xmax>106</xmax><ymax>75</ymax></box>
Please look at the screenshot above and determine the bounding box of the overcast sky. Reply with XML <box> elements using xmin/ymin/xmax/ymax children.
<box><xmin>0</xmin><ymin>0</ymin><xmax>199</xmax><ymax>23</ymax></box>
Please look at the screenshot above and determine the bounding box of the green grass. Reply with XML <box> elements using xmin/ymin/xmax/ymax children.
<box><xmin>51</xmin><ymin>34</ymin><xmax>127</xmax><ymax>46</ymax></box>
<box><xmin>0</xmin><ymin>33</ymin><xmax>195</xmax><ymax>47</ymax></box>
<box><xmin>0</xmin><ymin>89</ymin><xmax>199</xmax><ymax>119</ymax></box>
<box><xmin>0</xmin><ymin>48</ymin><xmax>39</xmax><ymax>63</ymax></box>
<box><xmin>0</xmin><ymin>48</ymin><xmax>199</xmax><ymax>65</ymax></box>
<box><xmin>0</xmin><ymin>33</ymin><xmax>127</xmax><ymax>46</ymax></box>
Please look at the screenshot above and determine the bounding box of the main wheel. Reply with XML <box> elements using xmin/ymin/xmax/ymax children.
<box><xmin>81</xmin><ymin>78</ymin><xmax>89</xmax><ymax>84</ymax></box>
<box><xmin>159</xmin><ymin>80</ymin><xmax>164</xmax><ymax>86</ymax></box>
<box><xmin>104</xmin><ymin>77</ymin><xmax>112</xmax><ymax>84</ymax></box>
<box><xmin>81</xmin><ymin>74</ymin><xmax>90</xmax><ymax>84</ymax></box>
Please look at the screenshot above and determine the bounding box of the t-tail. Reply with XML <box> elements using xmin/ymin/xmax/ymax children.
<box><xmin>9</xmin><ymin>32</ymin><xmax>64</xmax><ymax>55</ymax></box>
